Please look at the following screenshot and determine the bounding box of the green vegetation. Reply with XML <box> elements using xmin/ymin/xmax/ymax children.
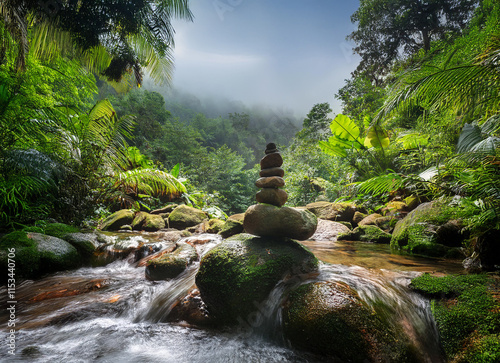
<box><xmin>410</xmin><ymin>273</ymin><xmax>500</xmax><ymax>362</ymax></box>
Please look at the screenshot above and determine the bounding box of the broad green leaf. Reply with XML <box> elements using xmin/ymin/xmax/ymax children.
<box><xmin>329</xmin><ymin>114</ymin><xmax>361</xmax><ymax>142</ymax></box>
<box><xmin>396</xmin><ymin>133</ymin><xmax>429</xmax><ymax>149</ymax></box>
<box><xmin>171</xmin><ymin>163</ymin><xmax>180</xmax><ymax>178</ymax></box>
<box><xmin>364</xmin><ymin>124</ymin><xmax>390</xmax><ymax>149</ymax></box>
<box><xmin>318</xmin><ymin>140</ymin><xmax>347</xmax><ymax>157</ymax></box>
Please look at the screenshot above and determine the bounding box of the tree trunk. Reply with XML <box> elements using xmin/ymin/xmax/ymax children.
<box><xmin>422</xmin><ymin>29</ymin><xmax>430</xmax><ymax>52</ymax></box>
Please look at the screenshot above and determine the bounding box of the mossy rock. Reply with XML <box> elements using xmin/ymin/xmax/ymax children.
<box><xmin>43</xmin><ymin>223</ymin><xmax>80</xmax><ymax>239</ymax></box>
<box><xmin>145</xmin><ymin>242</ymin><xmax>198</xmax><ymax>280</ymax></box>
<box><xmin>283</xmin><ymin>281</ymin><xmax>419</xmax><ymax>362</ymax></box>
<box><xmin>228</xmin><ymin>213</ymin><xmax>245</xmax><ymax>222</ymax></box>
<box><xmin>243</xmin><ymin>204</ymin><xmax>318</xmax><ymax>240</ymax></box>
<box><xmin>206</xmin><ymin>219</ymin><xmax>225</xmax><ymax>234</ymax></box>
<box><xmin>132</xmin><ymin>212</ymin><xmax>165</xmax><ymax>231</ymax></box>
<box><xmin>218</xmin><ymin>219</ymin><xmax>244</xmax><ymax>238</ymax></box>
<box><xmin>195</xmin><ymin>233</ymin><xmax>319</xmax><ymax>325</ymax></box>
<box><xmin>391</xmin><ymin>200</ymin><xmax>473</xmax><ymax>258</ymax></box>
<box><xmin>30</xmin><ymin>233</ymin><xmax>81</xmax><ymax>272</ymax></box>
<box><xmin>352</xmin><ymin>211</ymin><xmax>367</xmax><ymax>226</ymax></box>
<box><xmin>356</xmin><ymin>225</ymin><xmax>392</xmax><ymax>243</ymax></box>
<box><xmin>0</xmin><ymin>231</ymin><xmax>41</xmax><ymax>280</ymax></box>
<box><xmin>99</xmin><ymin>209</ymin><xmax>135</xmax><ymax>231</ymax></box>
<box><xmin>305</xmin><ymin>201</ymin><xmax>356</xmax><ymax>222</ymax></box>
<box><xmin>168</xmin><ymin>205</ymin><xmax>208</xmax><ymax>230</ymax></box>
<box><xmin>0</xmin><ymin>231</ymin><xmax>81</xmax><ymax>280</ymax></box>
<box><xmin>410</xmin><ymin>273</ymin><xmax>500</xmax><ymax>362</ymax></box>
<box><xmin>63</xmin><ymin>233</ymin><xmax>100</xmax><ymax>259</ymax></box>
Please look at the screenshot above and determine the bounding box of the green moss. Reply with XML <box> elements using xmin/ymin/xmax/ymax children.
<box><xmin>43</xmin><ymin>223</ymin><xmax>80</xmax><ymax>239</ymax></box>
<box><xmin>195</xmin><ymin>233</ymin><xmax>318</xmax><ymax>324</ymax></box>
<box><xmin>410</xmin><ymin>273</ymin><xmax>500</xmax><ymax>360</ymax></box>
<box><xmin>0</xmin><ymin>231</ymin><xmax>40</xmax><ymax>279</ymax></box>
<box><xmin>356</xmin><ymin>225</ymin><xmax>392</xmax><ymax>243</ymax></box>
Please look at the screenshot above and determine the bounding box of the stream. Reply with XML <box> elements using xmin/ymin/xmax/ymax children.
<box><xmin>0</xmin><ymin>234</ymin><xmax>464</xmax><ymax>362</ymax></box>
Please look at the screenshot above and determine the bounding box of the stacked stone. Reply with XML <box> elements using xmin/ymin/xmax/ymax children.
<box><xmin>255</xmin><ymin>143</ymin><xmax>288</xmax><ymax>207</ymax></box>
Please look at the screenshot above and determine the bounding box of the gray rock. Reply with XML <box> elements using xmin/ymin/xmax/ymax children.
<box><xmin>256</xmin><ymin>188</ymin><xmax>288</xmax><ymax>207</ymax></box>
<box><xmin>243</xmin><ymin>204</ymin><xmax>317</xmax><ymax>240</ymax></box>
<box><xmin>309</xmin><ymin>219</ymin><xmax>351</xmax><ymax>241</ymax></box>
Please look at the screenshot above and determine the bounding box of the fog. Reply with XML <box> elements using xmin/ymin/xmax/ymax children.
<box><xmin>149</xmin><ymin>0</ymin><xmax>361</xmax><ymax>119</ymax></box>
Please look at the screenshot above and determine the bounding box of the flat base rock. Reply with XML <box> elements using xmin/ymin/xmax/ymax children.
<box><xmin>243</xmin><ymin>204</ymin><xmax>317</xmax><ymax>240</ymax></box>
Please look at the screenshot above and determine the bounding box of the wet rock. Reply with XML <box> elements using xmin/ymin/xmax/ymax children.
<box><xmin>283</xmin><ymin>281</ymin><xmax>418</xmax><ymax>362</ymax></box>
<box><xmin>99</xmin><ymin>209</ymin><xmax>135</xmax><ymax>231</ymax></box>
<box><xmin>259</xmin><ymin>167</ymin><xmax>285</xmax><ymax>178</ymax></box>
<box><xmin>255</xmin><ymin>188</ymin><xmax>288</xmax><ymax>207</ymax></box>
<box><xmin>391</xmin><ymin>200</ymin><xmax>473</xmax><ymax>258</ymax></box>
<box><xmin>131</xmin><ymin>212</ymin><xmax>166</xmax><ymax>231</ymax></box>
<box><xmin>206</xmin><ymin>219</ymin><xmax>225</xmax><ymax>234</ymax></box>
<box><xmin>151</xmin><ymin>204</ymin><xmax>178</xmax><ymax>215</ymax></box>
<box><xmin>228</xmin><ymin>213</ymin><xmax>245</xmax><ymax>222</ymax></box>
<box><xmin>309</xmin><ymin>219</ymin><xmax>351</xmax><ymax>241</ymax></box>
<box><xmin>145</xmin><ymin>242</ymin><xmax>198</xmax><ymax>280</ymax></box>
<box><xmin>244</xmin><ymin>204</ymin><xmax>317</xmax><ymax>240</ymax></box>
<box><xmin>255</xmin><ymin>176</ymin><xmax>285</xmax><ymax>189</ymax></box>
<box><xmin>305</xmin><ymin>201</ymin><xmax>356</xmax><ymax>222</ymax></box>
<box><xmin>168</xmin><ymin>205</ymin><xmax>208</xmax><ymax>230</ymax></box>
<box><xmin>260</xmin><ymin>152</ymin><xmax>283</xmax><ymax>169</ymax></box>
<box><xmin>352</xmin><ymin>211</ymin><xmax>367</xmax><ymax>226</ymax></box>
<box><xmin>167</xmin><ymin>289</ymin><xmax>214</xmax><ymax>326</ymax></box>
<box><xmin>63</xmin><ymin>232</ymin><xmax>100</xmax><ymax>259</ymax></box>
<box><xmin>195</xmin><ymin>233</ymin><xmax>319</xmax><ymax>325</ymax></box>
<box><xmin>338</xmin><ymin>225</ymin><xmax>392</xmax><ymax>244</ymax></box>
<box><xmin>135</xmin><ymin>241</ymin><xmax>176</xmax><ymax>262</ymax></box>
<box><xmin>218</xmin><ymin>219</ymin><xmax>244</xmax><ymax>239</ymax></box>
<box><xmin>358</xmin><ymin>213</ymin><xmax>383</xmax><ymax>226</ymax></box>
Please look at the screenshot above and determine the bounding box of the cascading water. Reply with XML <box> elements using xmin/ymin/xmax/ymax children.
<box><xmin>0</xmin><ymin>234</ymin><xmax>462</xmax><ymax>362</ymax></box>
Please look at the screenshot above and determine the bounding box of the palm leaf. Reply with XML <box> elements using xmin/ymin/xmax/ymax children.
<box><xmin>354</xmin><ymin>172</ymin><xmax>404</xmax><ymax>196</ymax></box>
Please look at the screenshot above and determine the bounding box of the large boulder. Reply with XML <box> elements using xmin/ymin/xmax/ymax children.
<box><xmin>358</xmin><ymin>213</ymin><xmax>383</xmax><ymax>226</ymax></box>
<box><xmin>309</xmin><ymin>219</ymin><xmax>351</xmax><ymax>241</ymax></box>
<box><xmin>145</xmin><ymin>242</ymin><xmax>198</xmax><ymax>280</ymax></box>
<box><xmin>63</xmin><ymin>232</ymin><xmax>101</xmax><ymax>259</ymax></box>
<box><xmin>0</xmin><ymin>231</ymin><xmax>81</xmax><ymax>281</ymax></box>
<box><xmin>195</xmin><ymin>233</ymin><xmax>319</xmax><ymax>325</ymax></box>
<box><xmin>168</xmin><ymin>205</ymin><xmax>208</xmax><ymax>230</ymax></box>
<box><xmin>283</xmin><ymin>281</ymin><xmax>418</xmax><ymax>362</ymax></box>
<box><xmin>391</xmin><ymin>200</ymin><xmax>472</xmax><ymax>257</ymax></box>
<box><xmin>132</xmin><ymin>212</ymin><xmax>166</xmax><ymax>231</ymax></box>
<box><xmin>305</xmin><ymin>201</ymin><xmax>356</xmax><ymax>222</ymax></box>
<box><xmin>243</xmin><ymin>204</ymin><xmax>317</xmax><ymax>240</ymax></box>
<box><xmin>99</xmin><ymin>209</ymin><xmax>135</xmax><ymax>231</ymax></box>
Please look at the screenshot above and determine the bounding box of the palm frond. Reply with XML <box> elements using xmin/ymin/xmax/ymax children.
<box><xmin>354</xmin><ymin>172</ymin><xmax>404</xmax><ymax>196</ymax></box>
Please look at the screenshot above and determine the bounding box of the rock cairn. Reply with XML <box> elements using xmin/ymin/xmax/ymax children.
<box><xmin>256</xmin><ymin>143</ymin><xmax>288</xmax><ymax>207</ymax></box>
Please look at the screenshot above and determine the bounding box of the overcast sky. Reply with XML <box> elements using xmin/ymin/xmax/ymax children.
<box><xmin>169</xmin><ymin>0</ymin><xmax>360</xmax><ymax>118</ymax></box>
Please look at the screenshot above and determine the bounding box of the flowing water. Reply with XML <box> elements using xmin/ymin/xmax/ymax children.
<box><xmin>0</xmin><ymin>235</ymin><xmax>464</xmax><ymax>362</ymax></box>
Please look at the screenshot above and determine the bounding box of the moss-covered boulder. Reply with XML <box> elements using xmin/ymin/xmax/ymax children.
<box><xmin>206</xmin><ymin>219</ymin><xmax>225</xmax><ymax>234</ymax></box>
<box><xmin>0</xmin><ymin>231</ymin><xmax>82</xmax><ymax>280</ymax></box>
<box><xmin>382</xmin><ymin>200</ymin><xmax>408</xmax><ymax>216</ymax></box>
<box><xmin>99</xmin><ymin>209</ymin><xmax>135</xmax><ymax>231</ymax></box>
<box><xmin>195</xmin><ymin>233</ymin><xmax>319</xmax><ymax>325</ymax></box>
<box><xmin>218</xmin><ymin>219</ymin><xmax>244</xmax><ymax>238</ymax></box>
<box><xmin>168</xmin><ymin>205</ymin><xmax>208</xmax><ymax>230</ymax></box>
<box><xmin>63</xmin><ymin>233</ymin><xmax>100</xmax><ymax>259</ymax></box>
<box><xmin>352</xmin><ymin>211</ymin><xmax>367</xmax><ymax>226</ymax></box>
<box><xmin>31</xmin><ymin>233</ymin><xmax>81</xmax><ymax>271</ymax></box>
<box><xmin>391</xmin><ymin>200</ymin><xmax>472</xmax><ymax>257</ymax></box>
<box><xmin>283</xmin><ymin>281</ymin><xmax>419</xmax><ymax>362</ymax></box>
<box><xmin>410</xmin><ymin>273</ymin><xmax>500</xmax><ymax>362</ymax></box>
<box><xmin>0</xmin><ymin>231</ymin><xmax>41</xmax><ymax>280</ymax></box>
<box><xmin>338</xmin><ymin>225</ymin><xmax>392</xmax><ymax>244</ymax></box>
<box><xmin>145</xmin><ymin>242</ymin><xmax>198</xmax><ymax>280</ymax></box>
<box><xmin>131</xmin><ymin>212</ymin><xmax>165</xmax><ymax>231</ymax></box>
<box><xmin>43</xmin><ymin>223</ymin><xmax>80</xmax><ymax>239</ymax></box>
<box><xmin>305</xmin><ymin>201</ymin><xmax>356</xmax><ymax>222</ymax></box>
<box><xmin>243</xmin><ymin>204</ymin><xmax>317</xmax><ymax>240</ymax></box>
